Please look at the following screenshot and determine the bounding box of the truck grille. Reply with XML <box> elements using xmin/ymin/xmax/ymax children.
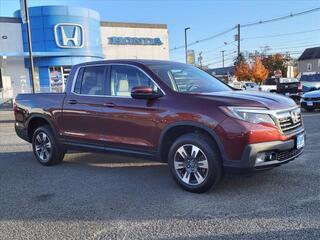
<box><xmin>303</xmin><ymin>97</ymin><xmax>320</xmax><ymax>101</ymax></box>
<box><xmin>278</xmin><ymin>112</ymin><xmax>302</xmax><ymax>134</ymax></box>
<box><xmin>272</xmin><ymin>148</ymin><xmax>303</xmax><ymax>161</ymax></box>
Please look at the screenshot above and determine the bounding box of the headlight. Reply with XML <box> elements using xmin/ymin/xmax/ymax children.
<box><xmin>220</xmin><ymin>106</ymin><xmax>276</xmax><ymax>125</ymax></box>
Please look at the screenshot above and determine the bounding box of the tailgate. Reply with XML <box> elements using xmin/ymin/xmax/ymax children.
<box><xmin>277</xmin><ymin>82</ymin><xmax>298</xmax><ymax>94</ymax></box>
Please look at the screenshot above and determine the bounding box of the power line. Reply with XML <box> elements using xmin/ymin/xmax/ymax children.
<box><xmin>241</xmin><ymin>7</ymin><xmax>320</xmax><ymax>28</ymax></box>
<box><xmin>170</xmin><ymin>7</ymin><xmax>320</xmax><ymax>61</ymax></box>
<box><xmin>203</xmin><ymin>51</ymin><xmax>236</xmax><ymax>64</ymax></box>
<box><xmin>254</xmin><ymin>39</ymin><xmax>320</xmax><ymax>48</ymax></box>
<box><xmin>206</xmin><ymin>55</ymin><xmax>236</xmax><ymax>66</ymax></box>
<box><xmin>243</xmin><ymin>28</ymin><xmax>320</xmax><ymax>40</ymax></box>
<box><xmin>169</xmin><ymin>26</ymin><xmax>236</xmax><ymax>51</ymax></box>
<box><xmin>270</xmin><ymin>43</ymin><xmax>320</xmax><ymax>50</ymax></box>
<box><xmin>243</xmin><ymin>43</ymin><xmax>320</xmax><ymax>53</ymax></box>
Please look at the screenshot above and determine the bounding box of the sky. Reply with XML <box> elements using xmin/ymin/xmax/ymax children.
<box><xmin>0</xmin><ymin>0</ymin><xmax>319</xmax><ymax>68</ymax></box>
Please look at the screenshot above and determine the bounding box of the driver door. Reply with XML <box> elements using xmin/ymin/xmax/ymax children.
<box><xmin>101</xmin><ymin>64</ymin><xmax>163</xmax><ymax>153</ymax></box>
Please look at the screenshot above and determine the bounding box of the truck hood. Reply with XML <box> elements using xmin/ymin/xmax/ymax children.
<box><xmin>194</xmin><ymin>90</ymin><xmax>297</xmax><ymax>110</ymax></box>
<box><xmin>303</xmin><ymin>90</ymin><xmax>320</xmax><ymax>98</ymax></box>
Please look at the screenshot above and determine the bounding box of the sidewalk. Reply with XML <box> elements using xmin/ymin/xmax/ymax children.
<box><xmin>0</xmin><ymin>108</ymin><xmax>14</xmax><ymax>122</ymax></box>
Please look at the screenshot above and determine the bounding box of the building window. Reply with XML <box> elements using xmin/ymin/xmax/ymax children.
<box><xmin>49</xmin><ymin>66</ymin><xmax>71</xmax><ymax>92</ymax></box>
<box><xmin>307</xmin><ymin>63</ymin><xmax>312</xmax><ymax>72</ymax></box>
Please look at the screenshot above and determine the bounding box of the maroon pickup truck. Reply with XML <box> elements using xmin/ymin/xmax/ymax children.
<box><xmin>14</xmin><ymin>60</ymin><xmax>305</xmax><ymax>193</ymax></box>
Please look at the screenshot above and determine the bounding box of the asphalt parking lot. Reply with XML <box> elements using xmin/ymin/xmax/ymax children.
<box><xmin>0</xmin><ymin>109</ymin><xmax>320</xmax><ymax>240</ymax></box>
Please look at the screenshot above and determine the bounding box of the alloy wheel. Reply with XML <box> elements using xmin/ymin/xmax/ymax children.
<box><xmin>173</xmin><ymin>144</ymin><xmax>209</xmax><ymax>186</ymax></box>
<box><xmin>34</xmin><ymin>132</ymin><xmax>52</xmax><ymax>162</ymax></box>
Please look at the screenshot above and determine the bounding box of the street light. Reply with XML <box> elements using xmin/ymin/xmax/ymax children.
<box><xmin>184</xmin><ymin>27</ymin><xmax>190</xmax><ymax>64</ymax></box>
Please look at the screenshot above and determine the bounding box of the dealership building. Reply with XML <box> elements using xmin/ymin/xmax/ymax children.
<box><xmin>0</xmin><ymin>5</ymin><xmax>169</xmax><ymax>100</ymax></box>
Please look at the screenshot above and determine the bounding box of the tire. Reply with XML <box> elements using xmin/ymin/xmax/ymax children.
<box><xmin>168</xmin><ymin>133</ymin><xmax>223</xmax><ymax>193</ymax></box>
<box><xmin>32</xmin><ymin>125</ymin><xmax>65</xmax><ymax>166</ymax></box>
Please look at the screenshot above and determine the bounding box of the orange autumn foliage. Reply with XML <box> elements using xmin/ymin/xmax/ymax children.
<box><xmin>235</xmin><ymin>62</ymin><xmax>251</xmax><ymax>81</ymax></box>
<box><xmin>251</xmin><ymin>57</ymin><xmax>269</xmax><ymax>83</ymax></box>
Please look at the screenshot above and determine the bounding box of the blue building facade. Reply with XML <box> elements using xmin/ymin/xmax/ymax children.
<box><xmin>14</xmin><ymin>6</ymin><xmax>103</xmax><ymax>91</ymax></box>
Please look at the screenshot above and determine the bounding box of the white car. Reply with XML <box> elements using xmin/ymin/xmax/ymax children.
<box><xmin>300</xmin><ymin>90</ymin><xmax>320</xmax><ymax>112</ymax></box>
<box><xmin>243</xmin><ymin>82</ymin><xmax>260</xmax><ymax>91</ymax></box>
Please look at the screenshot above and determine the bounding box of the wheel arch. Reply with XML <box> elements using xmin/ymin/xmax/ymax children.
<box><xmin>26</xmin><ymin>114</ymin><xmax>58</xmax><ymax>142</ymax></box>
<box><xmin>157</xmin><ymin>121</ymin><xmax>225</xmax><ymax>163</ymax></box>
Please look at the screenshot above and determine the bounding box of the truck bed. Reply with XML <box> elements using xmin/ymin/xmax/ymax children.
<box><xmin>14</xmin><ymin>93</ymin><xmax>66</xmax><ymax>142</ymax></box>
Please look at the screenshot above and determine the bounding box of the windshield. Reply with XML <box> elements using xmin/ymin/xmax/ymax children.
<box><xmin>147</xmin><ymin>63</ymin><xmax>231</xmax><ymax>93</ymax></box>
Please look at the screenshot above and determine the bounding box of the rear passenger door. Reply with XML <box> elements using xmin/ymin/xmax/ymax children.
<box><xmin>101</xmin><ymin>64</ymin><xmax>163</xmax><ymax>153</ymax></box>
<box><xmin>61</xmin><ymin>65</ymin><xmax>109</xmax><ymax>146</ymax></box>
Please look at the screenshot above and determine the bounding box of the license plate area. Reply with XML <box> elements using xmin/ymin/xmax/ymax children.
<box><xmin>296</xmin><ymin>134</ymin><xmax>305</xmax><ymax>149</ymax></box>
<box><xmin>307</xmin><ymin>101</ymin><xmax>313</xmax><ymax>106</ymax></box>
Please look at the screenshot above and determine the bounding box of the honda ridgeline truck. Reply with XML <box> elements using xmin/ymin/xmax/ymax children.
<box><xmin>14</xmin><ymin>60</ymin><xmax>305</xmax><ymax>193</ymax></box>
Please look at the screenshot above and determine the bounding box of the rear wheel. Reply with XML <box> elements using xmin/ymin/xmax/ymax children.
<box><xmin>32</xmin><ymin>126</ymin><xmax>65</xmax><ymax>166</ymax></box>
<box><xmin>168</xmin><ymin>133</ymin><xmax>223</xmax><ymax>193</ymax></box>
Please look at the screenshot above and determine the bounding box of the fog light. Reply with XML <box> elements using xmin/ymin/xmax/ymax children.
<box><xmin>256</xmin><ymin>152</ymin><xmax>266</xmax><ymax>164</ymax></box>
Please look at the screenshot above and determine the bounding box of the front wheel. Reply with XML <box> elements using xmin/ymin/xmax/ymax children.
<box><xmin>32</xmin><ymin>126</ymin><xmax>65</xmax><ymax>166</ymax></box>
<box><xmin>168</xmin><ymin>133</ymin><xmax>223</xmax><ymax>193</ymax></box>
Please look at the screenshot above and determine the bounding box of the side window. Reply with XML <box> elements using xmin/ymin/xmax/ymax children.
<box><xmin>73</xmin><ymin>66</ymin><xmax>106</xmax><ymax>95</ymax></box>
<box><xmin>74</xmin><ymin>68</ymin><xmax>84</xmax><ymax>94</ymax></box>
<box><xmin>110</xmin><ymin>65</ymin><xmax>159</xmax><ymax>97</ymax></box>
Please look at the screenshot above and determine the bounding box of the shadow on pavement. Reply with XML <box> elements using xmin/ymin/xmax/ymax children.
<box><xmin>0</xmin><ymin>150</ymin><xmax>309</xmax><ymax>221</ymax></box>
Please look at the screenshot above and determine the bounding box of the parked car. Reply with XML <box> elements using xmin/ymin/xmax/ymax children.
<box><xmin>276</xmin><ymin>78</ymin><xmax>303</xmax><ymax>103</ymax></box>
<box><xmin>300</xmin><ymin>90</ymin><xmax>320</xmax><ymax>112</ymax></box>
<box><xmin>14</xmin><ymin>60</ymin><xmax>305</xmax><ymax>193</ymax></box>
<box><xmin>242</xmin><ymin>81</ymin><xmax>260</xmax><ymax>91</ymax></box>
<box><xmin>259</xmin><ymin>78</ymin><xmax>277</xmax><ymax>92</ymax></box>
<box><xmin>300</xmin><ymin>73</ymin><xmax>320</xmax><ymax>92</ymax></box>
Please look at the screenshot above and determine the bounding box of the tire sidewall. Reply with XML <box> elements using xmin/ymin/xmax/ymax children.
<box><xmin>32</xmin><ymin>126</ymin><xmax>59</xmax><ymax>166</ymax></box>
<box><xmin>168</xmin><ymin>133</ymin><xmax>222</xmax><ymax>193</ymax></box>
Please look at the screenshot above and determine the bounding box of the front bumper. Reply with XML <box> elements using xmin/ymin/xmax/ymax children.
<box><xmin>15</xmin><ymin>122</ymin><xmax>30</xmax><ymax>142</ymax></box>
<box><xmin>223</xmin><ymin>132</ymin><xmax>305</xmax><ymax>171</ymax></box>
<box><xmin>301</xmin><ymin>101</ymin><xmax>320</xmax><ymax>109</ymax></box>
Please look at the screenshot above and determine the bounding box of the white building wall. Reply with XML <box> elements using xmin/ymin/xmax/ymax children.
<box><xmin>0</xmin><ymin>22</ymin><xmax>24</xmax><ymax>54</ymax></box>
<box><xmin>100</xmin><ymin>23</ymin><xmax>169</xmax><ymax>60</ymax></box>
<box><xmin>0</xmin><ymin>21</ymin><xmax>30</xmax><ymax>99</ymax></box>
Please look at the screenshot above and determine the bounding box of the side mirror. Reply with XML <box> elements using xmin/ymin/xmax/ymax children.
<box><xmin>131</xmin><ymin>86</ymin><xmax>163</xmax><ymax>100</ymax></box>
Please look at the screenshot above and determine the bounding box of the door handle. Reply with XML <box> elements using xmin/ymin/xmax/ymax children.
<box><xmin>103</xmin><ymin>102</ymin><xmax>115</xmax><ymax>108</ymax></box>
<box><xmin>67</xmin><ymin>99</ymin><xmax>78</xmax><ymax>105</ymax></box>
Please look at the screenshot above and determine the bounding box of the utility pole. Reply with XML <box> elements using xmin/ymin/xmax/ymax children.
<box><xmin>184</xmin><ymin>27</ymin><xmax>190</xmax><ymax>64</ymax></box>
<box><xmin>21</xmin><ymin>0</ymin><xmax>36</xmax><ymax>93</ymax></box>
<box><xmin>237</xmin><ymin>24</ymin><xmax>240</xmax><ymax>61</ymax></box>
<box><xmin>221</xmin><ymin>50</ymin><xmax>225</xmax><ymax>68</ymax></box>
<box><xmin>198</xmin><ymin>51</ymin><xmax>203</xmax><ymax>68</ymax></box>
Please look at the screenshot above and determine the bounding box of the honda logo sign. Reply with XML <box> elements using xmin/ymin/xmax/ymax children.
<box><xmin>54</xmin><ymin>23</ymin><xmax>84</xmax><ymax>48</ymax></box>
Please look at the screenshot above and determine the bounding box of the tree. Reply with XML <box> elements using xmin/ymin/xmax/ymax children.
<box><xmin>234</xmin><ymin>53</ymin><xmax>246</xmax><ymax>66</ymax></box>
<box><xmin>261</xmin><ymin>53</ymin><xmax>292</xmax><ymax>77</ymax></box>
<box><xmin>235</xmin><ymin>62</ymin><xmax>251</xmax><ymax>81</ymax></box>
<box><xmin>234</xmin><ymin>53</ymin><xmax>251</xmax><ymax>81</ymax></box>
<box><xmin>251</xmin><ymin>57</ymin><xmax>269</xmax><ymax>83</ymax></box>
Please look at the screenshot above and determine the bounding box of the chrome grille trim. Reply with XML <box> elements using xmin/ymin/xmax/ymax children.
<box><xmin>276</xmin><ymin>108</ymin><xmax>302</xmax><ymax>134</ymax></box>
